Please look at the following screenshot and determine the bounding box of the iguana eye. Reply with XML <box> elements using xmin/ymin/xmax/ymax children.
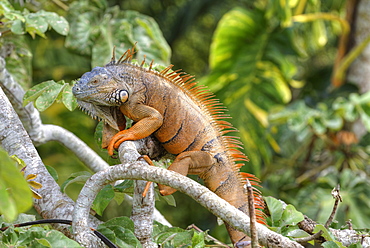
<box><xmin>119</xmin><ymin>90</ymin><xmax>129</xmax><ymax>103</ymax></box>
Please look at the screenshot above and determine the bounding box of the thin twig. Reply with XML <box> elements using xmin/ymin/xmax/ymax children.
<box><xmin>246</xmin><ymin>179</ymin><xmax>259</xmax><ymax>248</ymax></box>
<box><xmin>295</xmin><ymin>185</ymin><xmax>342</xmax><ymax>244</ymax></box>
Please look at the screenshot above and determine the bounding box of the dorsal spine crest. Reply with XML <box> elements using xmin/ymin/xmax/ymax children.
<box><xmin>107</xmin><ymin>47</ymin><xmax>264</xmax><ymax>223</ymax></box>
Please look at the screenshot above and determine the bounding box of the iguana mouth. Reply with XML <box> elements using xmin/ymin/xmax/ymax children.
<box><xmin>77</xmin><ymin>100</ymin><xmax>120</xmax><ymax>131</ymax></box>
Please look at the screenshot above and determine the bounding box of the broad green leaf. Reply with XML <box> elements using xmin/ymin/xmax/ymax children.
<box><xmin>61</xmin><ymin>83</ymin><xmax>78</xmax><ymax>111</ymax></box>
<box><xmin>264</xmin><ymin>196</ymin><xmax>283</xmax><ymax>226</ymax></box>
<box><xmin>66</xmin><ymin>2</ymin><xmax>170</xmax><ymax>67</ymax></box>
<box><xmin>0</xmin><ymin>0</ymin><xmax>14</xmax><ymax>12</ymax></box>
<box><xmin>192</xmin><ymin>231</ymin><xmax>205</xmax><ymax>248</ymax></box>
<box><xmin>281</xmin><ymin>205</ymin><xmax>304</xmax><ymax>226</ymax></box>
<box><xmin>45</xmin><ymin>165</ymin><xmax>58</xmax><ymax>182</ymax></box>
<box><xmin>98</xmin><ymin>219</ymin><xmax>140</xmax><ymax>247</ymax></box>
<box><xmin>23</xmin><ymin>80</ymin><xmax>58</xmax><ymax>106</ymax></box>
<box><xmin>11</xmin><ymin>19</ymin><xmax>25</xmax><ymax>34</ymax></box>
<box><xmin>25</xmin><ymin>229</ymin><xmax>82</xmax><ymax>247</ymax></box>
<box><xmin>39</xmin><ymin>10</ymin><xmax>69</xmax><ymax>35</ymax></box>
<box><xmin>324</xmin><ymin>115</ymin><xmax>343</xmax><ymax>130</ymax></box>
<box><xmin>60</xmin><ymin>171</ymin><xmax>92</xmax><ymax>193</ymax></box>
<box><xmin>113</xmin><ymin>192</ymin><xmax>125</xmax><ymax>205</ymax></box>
<box><xmin>33</xmin><ymin>238</ymin><xmax>51</xmax><ymax>247</ymax></box>
<box><xmin>92</xmin><ymin>184</ymin><xmax>115</xmax><ymax>216</ymax></box>
<box><xmin>313</xmin><ymin>224</ymin><xmax>335</xmax><ymax>241</ymax></box>
<box><xmin>114</xmin><ymin>180</ymin><xmax>134</xmax><ymax>193</ymax></box>
<box><xmin>322</xmin><ymin>241</ymin><xmax>347</xmax><ymax>248</ymax></box>
<box><xmin>102</xmin><ymin>216</ymin><xmax>135</xmax><ymax>232</ymax></box>
<box><xmin>0</xmin><ymin>181</ymin><xmax>17</xmax><ymax>222</ymax></box>
<box><xmin>348</xmin><ymin>242</ymin><xmax>363</xmax><ymax>248</ymax></box>
<box><xmin>286</xmin><ymin>229</ymin><xmax>310</xmax><ymax>238</ymax></box>
<box><xmin>35</xmin><ymin>83</ymin><xmax>66</xmax><ymax>112</ymax></box>
<box><xmin>4</xmin><ymin>36</ymin><xmax>33</xmax><ymax>88</ymax></box>
<box><xmin>65</xmin><ymin>12</ymin><xmax>95</xmax><ymax>55</ymax></box>
<box><xmin>111</xmin><ymin>225</ymin><xmax>141</xmax><ymax>247</ymax></box>
<box><xmin>0</xmin><ymin>149</ymin><xmax>33</xmax><ymax>222</ymax></box>
<box><xmin>159</xmin><ymin>194</ymin><xmax>176</xmax><ymax>207</ymax></box>
<box><xmin>25</xmin><ymin>13</ymin><xmax>48</xmax><ymax>38</ymax></box>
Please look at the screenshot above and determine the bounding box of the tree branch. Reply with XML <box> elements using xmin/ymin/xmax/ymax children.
<box><xmin>0</xmin><ymin>86</ymin><xmax>103</xmax><ymax>237</ymax></box>
<box><xmin>0</xmin><ymin>56</ymin><xmax>171</xmax><ymax>230</ymax></box>
<box><xmin>118</xmin><ymin>141</ymin><xmax>157</xmax><ymax>248</ymax></box>
<box><xmin>0</xmin><ymin>56</ymin><xmax>109</xmax><ymax>172</ymax></box>
<box><xmin>72</xmin><ymin>147</ymin><xmax>304</xmax><ymax>248</ymax></box>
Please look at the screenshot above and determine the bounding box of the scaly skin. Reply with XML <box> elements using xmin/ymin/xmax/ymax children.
<box><xmin>72</xmin><ymin>47</ymin><xmax>264</xmax><ymax>247</ymax></box>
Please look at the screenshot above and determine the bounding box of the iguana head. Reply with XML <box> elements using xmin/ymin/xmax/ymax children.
<box><xmin>72</xmin><ymin>66</ymin><xmax>130</xmax><ymax>131</ymax></box>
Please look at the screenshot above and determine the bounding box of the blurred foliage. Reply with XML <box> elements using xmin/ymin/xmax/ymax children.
<box><xmin>1</xmin><ymin>0</ymin><xmax>370</xmax><ymax>246</ymax></box>
<box><xmin>0</xmin><ymin>214</ymin><xmax>82</xmax><ymax>247</ymax></box>
<box><xmin>0</xmin><ymin>149</ymin><xmax>33</xmax><ymax>222</ymax></box>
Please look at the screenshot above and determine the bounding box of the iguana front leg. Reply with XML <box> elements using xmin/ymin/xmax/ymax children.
<box><xmin>107</xmin><ymin>104</ymin><xmax>163</xmax><ymax>156</ymax></box>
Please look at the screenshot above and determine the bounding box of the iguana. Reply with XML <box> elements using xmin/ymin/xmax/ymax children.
<box><xmin>72</xmin><ymin>46</ymin><xmax>265</xmax><ymax>247</ymax></box>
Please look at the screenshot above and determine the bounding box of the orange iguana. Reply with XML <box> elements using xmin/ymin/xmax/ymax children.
<box><xmin>72</xmin><ymin>46</ymin><xmax>264</xmax><ymax>247</ymax></box>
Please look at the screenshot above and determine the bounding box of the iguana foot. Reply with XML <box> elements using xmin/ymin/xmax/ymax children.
<box><xmin>107</xmin><ymin>130</ymin><xmax>136</xmax><ymax>156</ymax></box>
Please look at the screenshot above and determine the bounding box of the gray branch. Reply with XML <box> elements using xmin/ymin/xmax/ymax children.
<box><xmin>118</xmin><ymin>141</ymin><xmax>157</xmax><ymax>248</ymax></box>
<box><xmin>0</xmin><ymin>56</ymin><xmax>109</xmax><ymax>172</ymax></box>
<box><xmin>0</xmin><ymin>86</ymin><xmax>102</xmax><ymax>237</ymax></box>
<box><xmin>72</xmin><ymin>152</ymin><xmax>304</xmax><ymax>248</ymax></box>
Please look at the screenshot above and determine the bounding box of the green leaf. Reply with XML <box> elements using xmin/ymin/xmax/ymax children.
<box><xmin>25</xmin><ymin>13</ymin><xmax>48</xmax><ymax>38</ymax></box>
<box><xmin>92</xmin><ymin>184</ymin><xmax>115</xmax><ymax>216</ymax></box>
<box><xmin>26</xmin><ymin>229</ymin><xmax>82</xmax><ymax>247</ymax></box>
<box><xmin>62</xmin><ymin>83</ymin><xmax>78</xmax><ymax>111</ymax></box>
<box><xmin>103</xmin><ymin>217</ymin><xmax>135</xmax><ymax>231</ymax></box>
<box><xmin>98</xmin><ymin>217</ymin><xmax>140</xmax><ymax>247</ymax></box>
<box><xmin>35</xmin><ymin>84</ymin><xmax>66</xmax><ymax>112</ymax></box>
<box><xmin>0</xmin><ymin>149</ymin><xmax>33</xmax><ymax>222</ymax></box>
<box><xmin>159</xmin><ymin>194</ymin><xmax>176</xmax><ymax>207</ymax></box>
<box><xmin>322</xmin><ymin>241</ymin><xmax>347</xmax><ymax>248</ymax></box>
<box><xmin>4</xmin><ymin>36</ymin><xmax>33</xmax><ymax>88</ymax></box>
<box><xmin>114</xmin><ymin>180</ymin><xmax>134</xmax><ymax>194</ymax></box>
<box><xmin>313</xmin><ymin>224</ymin><xmax>335</xmax><ymax>241</ymax></box>
<box><xmin>348</xmin><ymin>242</ymin><xmax>363</xmax><ymax>248</ymax></box>
<box><xmin>33</xmin><ymin>238</ymin><xmax>51</xmax><ymax>247</ymax></box>
<box><xmin>264</xmin><ymin>196</ymin><xmax>283</xmax><ymax>226</ymax></box>
<box><xmin>281</xmin><ymin>205</ymin><xmax>304</xmax><ymax>226</ymax></box>
<box><xmin>286</xmin><ymin>229</ymin><xmax>310</xmax><ymax>239</ymax></box>
<box><xmin>40</xmin><ymin>11</ymin><xmax>69</xmax><ymax>35</ymax></box>
<box><xmin>0</xmin><ymin>0</ymin><xmax>15</xmax><ymax>12</ymax></box>
<box><xmin>23</xmin><ymin>80</ymin><xmax>58</xmax><ymax>106</ymax></box>
<box><xmin>11</xmin><ymin>19</ymin><xmax>25</xmax><ymax>34</ymax></box>
<box><xmin>45</xmin><ymin>165</ymin><xmax>58</xmax><ymax>182</ymax></box>
<box><xmin>66</xmin><ymin>2</ymin><xmax>170</xmax><ymax>67</ymax></box>
<box><xmin>23</xmin><ymin>80</ymin><xmax>71</xmax><ymax>112</ymax></box>
<box><xmin>65</xmin><ymin>12</ymin><xmax>95</xmax><ymax>55</ymax></box>
<box><xmin>60</xmin><ymin>171</ymin><xmax>92</xmax><ymax>193</ymax></box>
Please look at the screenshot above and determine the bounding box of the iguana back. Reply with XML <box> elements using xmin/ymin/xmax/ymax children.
<box><xmin>72</xmin><ymin>47</ymin><xmax>264</xmax><ymax>247</ymax></box>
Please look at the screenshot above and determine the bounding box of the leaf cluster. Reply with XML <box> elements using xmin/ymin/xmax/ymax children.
<box><xmin>0</xmin><ymin>214</ymin><xmax>82</xmax><ymax>248</ymax></box>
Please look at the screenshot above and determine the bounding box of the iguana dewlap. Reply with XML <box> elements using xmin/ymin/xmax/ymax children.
<box><xmin>72</xmin><ymin>47</ymin><xmax>264</xmax><ymax>247</ymax></box>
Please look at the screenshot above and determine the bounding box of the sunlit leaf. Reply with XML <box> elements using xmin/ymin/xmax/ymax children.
<box><xmin>0</xmin><ymin>149</ymin><xmax>33</xmax><ymax>222</ymax></box>
<box><xmin>39</xmin><ymin>10</ymin><xmax>69</xmax><ymax>35</ymax></box>
<box><xmin>62</xmin><ymin>83</ymin><xmax>78</xmax><ymax>111</ymax></box>
<box><xmin>281</xmin><ymin>205</ymin><xmax>304</xmax><ymax>226</ymax></box>
<box><xmin>60</xmin><ymin>171</ymin><xmax>92</xmax><ymax>193</ymax></box>
<box><xmin>92</xmin><ymin>185</ymin><xmax>115</xmax><ymax>216</ymax></box>
<box><xmin>264</xmin><ymin>196</ymin><xmax>283</xmax><ymax>226</ymax></box>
